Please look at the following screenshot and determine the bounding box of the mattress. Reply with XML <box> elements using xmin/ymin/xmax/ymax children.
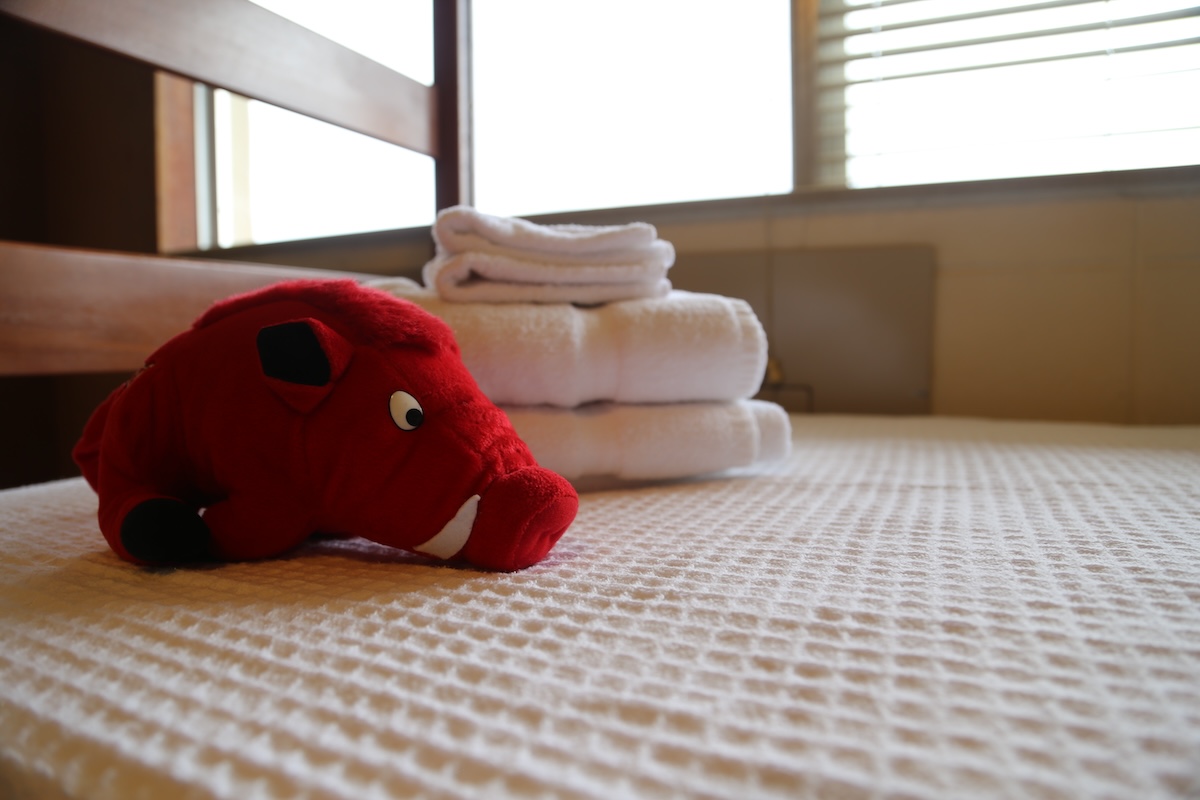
<box><xmin>2</xmin><ymin>414</ymin><xmax>1199</xmax><ymax>799</ymax></box>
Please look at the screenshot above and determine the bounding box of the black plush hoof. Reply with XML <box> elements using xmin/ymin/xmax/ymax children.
<box><xmin>120</xmin><ymin>498</ymin><xmax>212</xmax><ymax>564</ymax></box>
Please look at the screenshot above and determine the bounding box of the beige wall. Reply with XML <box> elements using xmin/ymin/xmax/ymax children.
<box><xmin>651</xmin><ymin>192</ymin><xmax>1199</xmax><ymax>425</ymax></box>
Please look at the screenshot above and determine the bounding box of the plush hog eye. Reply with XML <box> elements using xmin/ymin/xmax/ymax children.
<box><xmin>389</xmin><ymin>391</ymin><xmax>424</xmax><ymax>431</ymax></box>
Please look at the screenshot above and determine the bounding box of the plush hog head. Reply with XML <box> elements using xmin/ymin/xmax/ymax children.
<box><xmin>73</xmin><ymin>279</ymin><xmax>577</xmax><ymax>571</ymax></box>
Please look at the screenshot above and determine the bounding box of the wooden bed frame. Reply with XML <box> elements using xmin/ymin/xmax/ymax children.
<box><xmin>0</xmin><ymin>0</ymin><xmax>468</xmax><ymax>376</ymax></box>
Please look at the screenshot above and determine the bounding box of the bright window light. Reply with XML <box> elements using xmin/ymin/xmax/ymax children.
<box><xmin>244</xmin><ymin>98</ymin><xmax>434</xmax><ymax>245</ymax></box>
<box><xmin>470</xmin><ymin>0</ymin><xmax>794</xmax><ymax>217</ymax></box>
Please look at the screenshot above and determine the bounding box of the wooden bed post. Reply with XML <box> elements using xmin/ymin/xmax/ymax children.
<box><xmin>434</xmin><ymin>0</ymin><xmax>473</xmax><ymax>210</ymax></box>
<box><xmin>154</xmin><ymin>71</ymin><xmax>200</xmax><ymax>254</ymax></box>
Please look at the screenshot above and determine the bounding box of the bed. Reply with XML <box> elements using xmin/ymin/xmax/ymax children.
<box><xmin>4</xmin><ymin>3</ymin><xmax>1200</xmax><ymax>798</ymax></box>
<box><xmin>3</xmin><ymin>414</ymin><xmax>1200</xmax><ymax>799</ymax></box>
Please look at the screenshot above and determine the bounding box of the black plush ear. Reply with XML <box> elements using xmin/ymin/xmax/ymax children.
<box><xmin>258</xmin><ymin>321</ymin><xmax>333</xmax><ymax>385</ymax></box>
<box><xmin>257</xmin><ymin>318</ymin><xmax>353</xmax><ymax>413</ymax></box>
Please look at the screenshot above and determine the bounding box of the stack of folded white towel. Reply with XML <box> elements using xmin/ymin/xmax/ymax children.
<box><xmin>369</xmin><ymin>205</ymin><xmax>791</xmax><ymax>482</ymax></box>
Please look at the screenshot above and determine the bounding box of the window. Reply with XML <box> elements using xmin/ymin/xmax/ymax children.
<box><xmin>210</xmin><ymin>88</ymin><xmax>436</xmax><ymax>247</ymax></box>
<box><xmin>202</xmin><ymin>0</ymin><xmax>1199</xmax><ymax>249</ymax></box>
<box><xmin>205</xmin><ymin>0</ymin><xmax>793</xmax><ymax>246</ymax></box>
<box><xmin>816</xmin><ymin>0</ymin><xmax>1200</xmax><ymax>188</ymax></box>
<box><xmin>470</xmin><ymin>0</ymin><xmax>794</xmax><ymax>217</ymax></box>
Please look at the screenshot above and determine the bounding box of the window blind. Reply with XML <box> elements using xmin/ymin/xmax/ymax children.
<box><xmin>814</xmin><ymin>0</ymin><xmax>1200</xmax><ymax>188</ymax></box>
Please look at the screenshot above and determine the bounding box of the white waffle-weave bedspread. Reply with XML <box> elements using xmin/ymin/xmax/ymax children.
<box><xmin>2</xmin><ymin>415</ymin><xmax>1199</xmax><ymax>799</ymax></box>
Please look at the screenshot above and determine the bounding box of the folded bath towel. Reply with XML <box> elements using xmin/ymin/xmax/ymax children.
<box><xmin>502</xmin><ymin>400</ymin><xmax>792</xmax><ymax>482</ymax></box>
<box><xmin>369</xmin><ymin>279</ymin><xmax>769</xmax><ymax>407</ymax></box>
<box><xmin>425</xmin><ymin>206</ymin><xmax>674</xmax><ymax>304</ymax></box>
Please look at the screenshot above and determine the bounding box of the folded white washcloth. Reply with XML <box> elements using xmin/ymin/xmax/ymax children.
<box><xmin>423</xmin><ymin>250</ymin><xmax>674</xmax><ymax>305</ymax></box>
<box><xmin>369</xmin><ymin>279</ymin><xmax>768</xmax><ymax>407</ymax></box>
<box><xmin>502</xmin><ymin>400</ymin><xmax>792</xmax><ymax>482</ymax></box>
<box><xmin>434</xmin><ymin>204</ymin><xmax>660</xmax><ymax>256</ymax></box>
<box><xmin>425</xmin><ymin>206</ymin><xmax>674</xmax><ymax>304</ymax></box>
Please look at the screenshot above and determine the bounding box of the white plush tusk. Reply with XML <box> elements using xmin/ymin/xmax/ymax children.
<box><xmin>413</xmin><ymin>495</ymin><xmax>479</xmax><ymax>560</ymax></box>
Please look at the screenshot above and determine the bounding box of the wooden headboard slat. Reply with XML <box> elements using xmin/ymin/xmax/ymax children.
<box><xmin>0</xmin><ymin>240</ymin><xmax>366</xmax><ymax>375</ymax></box>
<box><xmin>0</xmin><ymin>0</ymin><xmax>436</xmax><ymax>155</ymax></box>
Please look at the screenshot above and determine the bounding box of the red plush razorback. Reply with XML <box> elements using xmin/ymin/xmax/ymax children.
<box><xmin>73</xmin><ymin>279</ymin><xmax>577</xmax><ymax>571</ymax></box>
